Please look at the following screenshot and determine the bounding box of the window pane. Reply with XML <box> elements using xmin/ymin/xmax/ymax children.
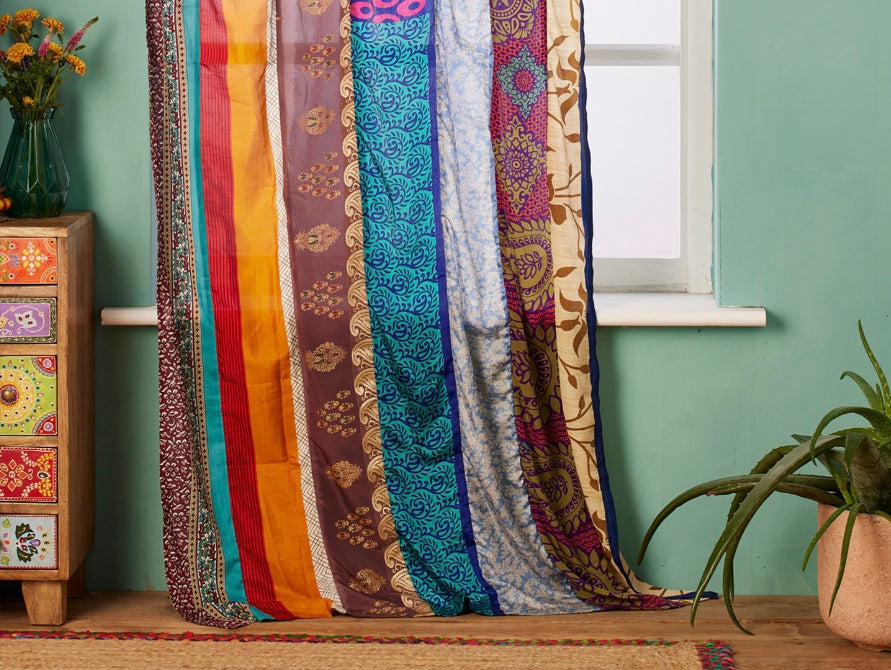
<box><xmin>584</xmin><ymin>0</ymin><xmax>680</xmax><ymax>45</ymax></box>
<box><xmin>586</xmin><ymin>65</ymin><xmax>680</xmax><ymax>259</ymax></box>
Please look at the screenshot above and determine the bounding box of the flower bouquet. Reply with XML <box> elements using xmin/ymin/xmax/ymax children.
<box><xmin>0</xmin><ymin>9</ymin><xmax>98</xmax><ymax>217</ymax></box>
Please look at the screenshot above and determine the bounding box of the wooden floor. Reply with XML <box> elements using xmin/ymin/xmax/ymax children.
<box><xmin>0</xmin><ymin>590</ymin><xmax>887</xmax><ymax>668</ymax></box>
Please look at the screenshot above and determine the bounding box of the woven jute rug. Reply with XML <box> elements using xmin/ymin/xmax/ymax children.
<box><xmin>0</xmin><ymin>631</ymin><xmax>733</xmax><ymax>669</ymax></box>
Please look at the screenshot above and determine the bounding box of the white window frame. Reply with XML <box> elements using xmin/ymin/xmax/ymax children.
<box><xmin>588</xmin><ymin>0</ymin><xmax>713</xmax><ymax>294</ymax></box>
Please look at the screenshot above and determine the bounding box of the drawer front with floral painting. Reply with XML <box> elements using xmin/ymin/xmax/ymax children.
<box><xmin>0</xmin><ymin>298</ymin><xmax>57</xmax><ymax>343</ymax></box>
<box><xmin>0</xmin><ymin>356</ymin><xmax>57</xmax><ymax>436</ymax></box>
<box><xmin>0</xmin><ymin>214</ymin><xmax>93</xmax><ymax>627</ymax></box>
<box><xmin>0</xmin><ymin>514</ymin><xmax>57</xmax><ymax>569</ymax></box>
<box><xmin>0</xmin><ymin>238</ymin><xmax>58</xmax><ymax>285</ymax></box>
<box><xmin>0</xmin><ymin>447</ymin><xmax>56</xmax><ymax>502</ymax></box>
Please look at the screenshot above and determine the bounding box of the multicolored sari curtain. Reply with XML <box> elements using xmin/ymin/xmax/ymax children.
<box><xmin>147</xmin><ymin>0</ymin><xmax>689</xmax><ymax>626</ymax></box>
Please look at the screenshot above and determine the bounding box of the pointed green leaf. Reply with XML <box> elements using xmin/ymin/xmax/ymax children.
<box><xmin>858</xmin><ymin>321</ymin><xmax>890</xmax><ymax>412</ymax></box>
<box><xmin>728</xmin><ymin>444</ymin><xmax>797</xmax><ymax>520</ymax></box>
<box><xmin>817</xmin><ymin>452</ymin><xmax>853</xmax><ymax>505</ymax></box>
<box><xmin>638</xmin><ymin>473</ymin><xmax>840</xmax><ymax>566</ymax></box>
<box><xmin>801</xmin><ymin>503</ymin><xmax>851</xmax><ymax>571</ymax></box>
<box><xmin>687</xmin><ymin>437</ymin><xmax>844</xmax><ymax>620</ymax></box>
<box><xmin>840</xmin><ymin>371</ymin><xmax>882</xmax><ymax>411</ymax></box>
<box><xmin>638</xmin><ymin>475</ymin><xmax>771</xmax><ymax>565</ymax></box>
<box><xmin>709</xmin><ymin>481</ymin><xmax>844</xmax><ymax>506</ymax></box>
<box><xmin>811</xmin><ymin>406</ymin><xmax>891</xmax><ymax>459</ymax></box>
<box><xmin>721</xmin><ymin>541</ymin><xmax>752</xmax><ymax>635</ymax></box>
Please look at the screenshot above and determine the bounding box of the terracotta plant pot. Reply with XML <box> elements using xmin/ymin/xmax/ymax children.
<box><xmin>817</xmin><ymin>503</ymin><xmax>891</xmax><ymax>651</ymax></box>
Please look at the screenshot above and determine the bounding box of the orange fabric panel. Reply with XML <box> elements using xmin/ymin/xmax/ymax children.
<box><xmin>222</xmin><ymin>0</ymin><xmax>328</xmax><ymax>618</ymax></box>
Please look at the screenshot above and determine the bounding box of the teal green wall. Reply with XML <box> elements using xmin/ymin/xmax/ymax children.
<box><xmin>0</xmin><ymin>1</ymin><xmax>161</xmax><ymax>590</ymax></box>
<box><xmin>10</xmin><ymin>1</ymin><xmax>888</xmax><ymax>595</ymax></box>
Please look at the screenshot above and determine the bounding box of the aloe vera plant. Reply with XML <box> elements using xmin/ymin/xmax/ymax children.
<box><xmin>638</xmin><ymin>321</ymin><xmax>891</xmax><ymax>634</ymax></box>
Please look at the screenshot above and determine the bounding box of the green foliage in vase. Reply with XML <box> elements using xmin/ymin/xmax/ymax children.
<box><xmin>638</xmin><ymin>321</ymin><xmax>891</xmax><ymax>634</ymax></box>
<box><xmin>0</xmin><ymin>9</ymin><xmax>98</xmax><ymax>113</ymax></box>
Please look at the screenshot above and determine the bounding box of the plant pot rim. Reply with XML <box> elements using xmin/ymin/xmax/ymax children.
<box><xmin>817</xmin><ymin>501</ymin><xmax>890</xmax><ymax>519</ymax></box>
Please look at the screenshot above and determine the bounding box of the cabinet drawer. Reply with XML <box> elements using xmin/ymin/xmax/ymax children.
<box><xmin>0</xmin><ymin>356</ymin><xmax>57</xmax><ymax>436</ymax></box>
<box><xmin>0</xmin><ymin>238</ymin><xmax>57</xmax><ymax>285</ymax></box>
<box><xmin>0</xmin><ymin>447</ymin><xmax>56</xmax><ymax>502</ymax></box>
<box><xmin>0</xmin><ymin>513</ymin><xmax>57</xmax><ymax>569</ymax></box>
<box><xmin>0</xmin><ymin>299</ymin><xmax>57</xmax><ymax>343</ymax></box>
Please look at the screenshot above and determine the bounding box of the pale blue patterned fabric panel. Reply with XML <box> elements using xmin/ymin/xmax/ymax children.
<box><xmin>434</xmin><ymin>0</ymin><xmax>592</xmax><ymax>614</ymax></box>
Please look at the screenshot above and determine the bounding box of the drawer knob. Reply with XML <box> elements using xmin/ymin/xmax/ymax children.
<box><xmin>0</xmin><ymin>385</ymin><xmax>18</xmax><ymax>404</ymax></box>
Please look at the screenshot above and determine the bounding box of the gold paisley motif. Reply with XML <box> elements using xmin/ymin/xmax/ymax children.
<box><xmin>503</xmin><ymin>218</ymin><xmax>554</xmax><ymax>311</ymax></box>
<box><xmin>306</xmin><ymin>342</ymin><xmax>347</xmax><ymax>372</ymax></box>
<box><xmin>326</xmin><ymin>460</ymin><xmax>363</xmax><ymax>488</ymax></box>
<box><xmin>375</xmin><ymin>511</ymin><xmax>397</xmax><ymax>543</ymax></box>
<box><xmin>294</xmin><ymin>224</ymin><xmax>340</xmax><ymax>253</ymax></box>
<box><xmin>509</xmin><ymin>322</ymin><xmax>561</xmax><ymax>429</ymax></box>
<box><xmin>366</xmin><ymin>453</ymin><xmax>387</xmax><ymax>485</ymax></box>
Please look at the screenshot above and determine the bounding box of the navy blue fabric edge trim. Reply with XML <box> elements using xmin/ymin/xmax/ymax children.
<box><xmin>426</xmin><ymin>12</ymin><xmax>502</xmax><ymax>617</ymax></box>
<box><xmin>577</xmin><ymin>1</ymin><xmax>634</xmax><ymax>587</ymax></box>
<box><xmin>666</xmin><ymin>590</ymin><xmax>719</xmax><ymax>601</ymax></box>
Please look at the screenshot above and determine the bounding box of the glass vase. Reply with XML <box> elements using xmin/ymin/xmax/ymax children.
<box><xmin>0</xmin><ymin>107</ymin><xmax>70</xmax><ymax>218</ymax></box>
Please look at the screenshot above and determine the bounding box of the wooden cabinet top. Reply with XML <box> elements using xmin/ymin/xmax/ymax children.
<box><xmin>0</xmin><ymin>212</ymin><xmax>92</xmax><ymax>238</ymax></box>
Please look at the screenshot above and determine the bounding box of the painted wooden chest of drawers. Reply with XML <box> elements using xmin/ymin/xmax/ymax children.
<box><xmin>0</xmin><ymin>212</ymin><xmax>93</xmax><ymax>625</ymax></box>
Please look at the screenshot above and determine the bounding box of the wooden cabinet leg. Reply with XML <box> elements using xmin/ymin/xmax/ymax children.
<box><xmin>21</xmin><ymin>580</ymin><xmax>68</xmax><ymax>625</ymax></box>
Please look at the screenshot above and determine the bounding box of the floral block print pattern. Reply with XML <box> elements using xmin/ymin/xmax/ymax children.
<box><xmin>0</xmin><ymin>356</ymin><xmax>57</xmax><ymax>436</ymax></box>
<box><xmin>0</xmin><ymin>299</ymin><xmax>56</xmax><ymax>343</ymax></box>
<box><xmin>0</xmin><ymin>238</ymin><xmax>57</xmax><ymax>284</ymax></box>
<box><xmin>0</xmin><ymin>447</ymin><xmax>56</xmax><ymax>502</ymax></box>
<box><xmin>0</xmin><ymin>514</ymin><xmax>57</xmax><ymax>569</ymax></box>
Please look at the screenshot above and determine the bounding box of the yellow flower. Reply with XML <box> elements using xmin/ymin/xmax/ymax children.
<box><xmin>6</xmin><ymin>42</ymin><xmax>34</xmax><ymax>64</ymax></box>
<box><xmin>66</xmin><ymin>54</ymin><xmax>86</xmax><ymax>75</ymax></box>
<box><xmin>0</xmin><ymin>14</ymin><xmax>11</xmax><ymax>36</ymax></box>
<box><xmin>22</xmin><ymin>96</ymin><xmax>34</xmax><ymax>106</ymax></box>
<box><xmin>41</xmin><ymin>17</ymin><xmax>63</xmax><ymax>33</ymax></box>
<box><xmin>47</xmin><ymin>42</ymin><xmax>62</xmax><ymax>60</ymax></box>
<box><xmin>12</xmin><ymin>9</ymin><xmax>39</xmax><ymax>28</ymax></box>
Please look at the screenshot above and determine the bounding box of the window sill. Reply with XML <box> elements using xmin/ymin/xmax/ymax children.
<box><xmin>100</xmin><ymin>294</ymin><xmax>765</xmax><ymax>329</ymax></box>
<box><xmin>592</xmin><ymin>292</ymin><xmax>765</xmax><ymax>327</ymax></box>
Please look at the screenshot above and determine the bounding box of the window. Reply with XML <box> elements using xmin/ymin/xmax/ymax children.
<box><xmin>107</xmin><ymin>1</ymin><xmax>747</xmax><ymax>327</ymax></box>
<box><xmin>585</xmin><ymin>0</ymin><xmax>713</xmax><ymax>293</ymax></box>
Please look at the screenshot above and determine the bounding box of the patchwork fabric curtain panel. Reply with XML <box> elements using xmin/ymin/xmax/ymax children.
<box><xmin>147</xmin><ymin>0</ymin><xmax>687</xmax><ymax>626</ymax></box>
